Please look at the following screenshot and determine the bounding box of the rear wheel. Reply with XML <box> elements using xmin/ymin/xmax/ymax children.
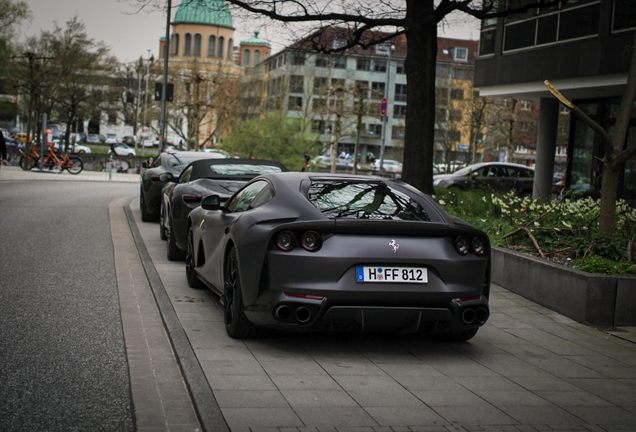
<box><xmin>140</xmin><ymin>190</ymin><xmax>154</xmax><ymax>222</ymax></box>
<box><xmin>223</xmin><ymin>248</ymin><xmax>264</xmax><ymax>338</ymax></box>
<box><xmin>66</xmin><ymin>157</ymin><xmax>83</xmax><ymax>174</ymax></box>
<box><xmin>166</xmin><ymin>216</ymin><xmax>186</xmax><ymax>261</ymax></box>
<box><xmin>185</xmin><ymin>226</ymin><xmax>204</xmax><ymax>288</ymax></box>
<box><xmin>19</xmin><ymin>156</ymin><xmax>37</xmax><ymax>170</ymax></box>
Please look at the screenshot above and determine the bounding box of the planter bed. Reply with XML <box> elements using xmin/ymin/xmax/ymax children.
<box><xmin>491</xmin><ymin>246</ymin><xmax>636</xmax><ymax>326</ymax></box>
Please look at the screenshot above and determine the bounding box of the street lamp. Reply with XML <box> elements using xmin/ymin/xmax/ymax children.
<box><xmin>142</xmin><ymin>50</ymin><xmax>154</xmax><ymax>157</ymax></box>
<box><xmin>378</xmin><ymin>42</ymin><xmax>394</xmax><ymax>174</ymax></box>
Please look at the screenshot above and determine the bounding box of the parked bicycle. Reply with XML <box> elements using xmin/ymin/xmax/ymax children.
<box><xmin>19</xmin><ymin>141</ymin><xmax>83</xmax><ymax>174</ymax></box>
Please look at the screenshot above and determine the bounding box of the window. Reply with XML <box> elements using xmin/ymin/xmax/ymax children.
<box><xmin>313</xmin><ymin>77</ymin><xmax>328</xmax><ymax>95</ymax></box>
<box><xmin>107</xmin><ymin>112</ymin><xmax>117</xmax><ymax>124</ymax></box>
<box><xmin>479</xmin><ymin>29</ymin><xmax>496</xmax><ymax>55</ymax></box>
<box><xmin>452</xmin><ymin>68</ymin><xmax>467</xmax><ymax>79</ymax></box>
<box><xmin>368</xmin><ymin>124</ymin><xmax>382</xmax><ymax>136</ymax></box>
<box><xmin>288</xmin><ymin>96</ymin><xmax>303</xmax><ymax>111</ymax></box>
<box><xmin>315</xmin><ymin>54</ymin><xmax>330</xmax><ymax>67</ymax></box>
<box><xmin>312</xmin><ymin>98</ymin><xmax>326</xmax><ymax>110</ymax></box>
<box><xmin>332</xmin><ymin>37</ymin><xmax>347</xmax><ymax>49</ymax></box>
<box><xmin>218</xmin><ymin>36</ymin><xmax>225</xmax><ymax>58</ymax></box>
<box><xmin>356</xmin><ymin>58</ymin><xmax>370</xmax><ymax>71</ymax></box>
<box><xmin>290</xmin><ymin>51</ymin><xmax>305</xmax><ymax>65</ymax></box>
<box><xmin>306</xmin><ymin>180</ymin><xmax>431</xmax><ymax>221</ymax></box>
<box><xmin>208</xmin><ymin>35</ymin><xmax>216</xmax><ymax>57</ymax></box>
<box><xmin>453</xmin><ymin>47</ymin><xmax>468</xmax><ymax>61</ymax></box>
<box><xmin>396</xmin><ymin>62</ymin><xmax>405</xmax><ymax>74</ymax></box>
<box><xmin>184</xmin><ymin>33</ymin><xmax>192</xmax><ymax>55</ymax></box>
<box><xmin>312</xmin><ymin>120</ymin><xmax>325</xmax><ymax>133</ymax></box>
<box><xmin>254</xmin><ymin>49</ymin><xmax>261</xmax><ymax>64</ymax></box>
<box><xmin>290</xmin><ymin>75</ymin><xmax>304</xmax><ymax>93</ymax></box>
<box><xmin>371</xmin><ymin>82</ymin><xmax>385</xmax><ymax>99</ymax></box>
<box><xmin>520</xmin><ymin>100</ymin><xmax>531</xmax><ymax>111</ymax></box>
<box><xmin>374</xmin><ymin>60</ymin><xmax>387</xmax><ymax>72</ymax></box>
<box><xmin>171</xmin><ymin>33</ymin><xmax>179</xmax><ymax>55</ymax></box>
<box><xmin>227</xmin><ymin>181</ymin><xmax>272</xmax><ymax>213</ymax></box>
<box><xmin>392</xmin><ymin>126</ymin><xmax>405</xmax><ymax>138</ymax></box>
<box><xmin>436</xmin><ymin>65</ymin><xmax>450</xmax><ymax>77</ymax></box>
<box><xmin>450</xmin><ymin>89</ymin><xmax>464</xmax><ymax>100</ymax></box>
<box><xmin>194</xmin><ymin>34</ymin><xmax>202</xmax><ymax>56</ymax></box>
<box><xmin>329</xmin><ymin>98</ymin><xmax>343</xmax><ymax>111</ymax></box>
<box><xmin>393</xmin><ymin>105</ymin><xmax>406</xmax><ymax>118</ymax></box>
<box><xmin>435</xmin><ymin>87</ymin><xmax>448</xmax><ymax>106</ymax></box>
<box><xmin>395</xmin><ymin>84</ymin><xmax>407</xmax><ymax>102</ymax></box>
<box><xmin>331</xmin><ymin>78</ymin><xmax>345</xmax><ymax>90</ymax></box>
<box><xmin>613</xmin><ymin>0</ymin><xmax>636</xmax><ymax>31</ymax></box>
<box><xmin>243</xmin><ymin>49</ymin><xmax>251</xmax><ymax>65</ymax></box>
<box><xmin>228</xmin><ymin>39</ymin><xmax>233</xmax><ymax>59</ymax></box>
<box><xmin>333</xmin><ymin>56</ymin><xmax>346</xmax><ymax>69</ymax></box>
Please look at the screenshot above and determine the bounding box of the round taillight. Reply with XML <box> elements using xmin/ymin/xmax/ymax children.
<box><xmin>454</xmin><ymin>236</ymin><xmax>470</xmax><ymax>255</ymax></box>
<box><xmin>276</xmin><ymin>230</ymin><xmax>297</xmax><ymax>251</ymax></box>
<box><xmin>300</xmin><ymin>230</ymin><xmax>322</xmax><ymax>252</ymax></box>
<box><xmin>471</xmin><ymin>237</ymin><xmax>487</xmax><ymax>256</ymax></box>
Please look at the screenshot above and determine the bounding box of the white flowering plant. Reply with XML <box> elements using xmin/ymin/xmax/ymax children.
<box><xmin>432</xmin><ymin>188</ymin><xmax>636</xmax><ymax>276</ymax></box>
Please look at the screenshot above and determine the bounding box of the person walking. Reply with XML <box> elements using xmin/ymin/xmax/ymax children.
<box><xmin>0</xmin><ymin>130</ymin><xmax>7</xmax><ymax>165</ymax></box>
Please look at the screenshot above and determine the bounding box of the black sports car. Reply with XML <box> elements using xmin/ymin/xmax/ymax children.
<box><xmin>160</xmin><ymin>159</ymin><xmax>288</xmax><ymax>260</ymax></box>
<box><xmin>186</xmin><ymin>172</ymin><xmax>491</xmax><ymax>340</ymax></box>
<box><xmin>139</xmin><ymin>151</ymin><xmax>226</xmax><ymax>221</ymax></box>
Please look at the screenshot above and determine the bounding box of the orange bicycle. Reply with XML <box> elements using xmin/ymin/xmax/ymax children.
<box><xmin>18</xmin><ymin>142</ymin><xmax>40</xmax><ymax>170</ymax></box>
<box><xmin>20</xmin><ymin>142</ymin><xmax>84</xmax><ymax>174</ymax></box>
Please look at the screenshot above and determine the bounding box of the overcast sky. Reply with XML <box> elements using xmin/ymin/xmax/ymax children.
<box><xmin>20</xmin><ymin>0</ymin><xmax>479</xmax><ymax>64</ymax></box>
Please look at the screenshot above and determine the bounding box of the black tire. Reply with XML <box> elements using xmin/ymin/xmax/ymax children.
<box><xmin>140</xmin><ymin>190</ymin><xmax>155</xmax><ymax>222</ymax></box>
<box><xmin>159</xmin><ymin>205</ymin><xmax>167</xmax><ymax>240</ymax></box>
<box><xmin>19</xmin><ymin>156</ymin><xmax>37</xmax><ymax>170</ymax></box>
<box><xmin>185</xmin><ymin>226</ymin><xmax>204</xmax><ymax>288</ymax></box>
<box><xmin>223</xmin><ymin>248</ymin><xmax>264</xmax><ymax>338</ymax></box>
<box><xmin>166</xmin><ymin>216</ymin><xmax>186</xmax><ymax>261</ymax></box>
<box><xmin>67</xmin><ymin>157</ymin><xmax>83</xmax><ymax>174</ymax></box>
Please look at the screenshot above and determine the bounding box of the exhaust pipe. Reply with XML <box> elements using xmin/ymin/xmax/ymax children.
<box><xmin>275</xmin><ymin>305</ymin><xmax>292</xmax><ymax>321</ymax></box>
<box><xmin>461</xmin><ymin>308</ymin><xmax>476</xmax><ymax>324</ymax></box>
<box><xmin>475</xmin><ymin>307</ymin><xmax>489</xmax><ymax>324</ymax></box>
<box><xmin>295</xmin><ymin>306</ymin><xmax>312</xmax><ymax>323</ymax></box>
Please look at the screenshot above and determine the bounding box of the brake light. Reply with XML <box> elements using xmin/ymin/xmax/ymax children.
<box><xmin>455</xmin><ymin>296</ymin><xmax>481</xmax><ymax>302</ymax></box>
<box><xmin>300</xmin><ymin>230</ymin><xmax>322</xmax><ymax>252</ymax></box>
<box><xmin>150</xmin><ymin>175</ymin><xmax>160</xmax><ymax>181</ymax></box>
<box><xmin>276</xmin><ymin>230</ymin><xmax>297</xmax><ymax>251</ymax></box>
<box><xmin>471</xmin><ymin>237</ymin><xmax>487</xmax><ymax>256</ymax></box>
<box><xmin>454</xmin><ymin>236</ymin><xmax>470</xmax><ymax>255</ymax></box>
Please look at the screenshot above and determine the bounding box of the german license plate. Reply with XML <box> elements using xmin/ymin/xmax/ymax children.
<box><xmin>356</xmin><ymin>266</ymin><xmax>428</xmax><ymax>283</ymax></box>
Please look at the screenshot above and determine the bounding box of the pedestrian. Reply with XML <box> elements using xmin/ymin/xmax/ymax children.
<box><xmin>0</xmin><ymin>130</ymin><xmax>7</xmax><ymax>166</ymax></box>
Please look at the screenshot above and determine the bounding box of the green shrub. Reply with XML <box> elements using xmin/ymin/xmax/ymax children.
<box><xmin>575</xmin><ymin>255</ymin><xmax>636</xmax><ymax>276</ymax></box>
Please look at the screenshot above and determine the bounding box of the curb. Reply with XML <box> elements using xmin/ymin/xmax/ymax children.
<box><xmin>124</xmin><ymin>204</ymin><xmax>229</xmax><ymax>432</ymax></box>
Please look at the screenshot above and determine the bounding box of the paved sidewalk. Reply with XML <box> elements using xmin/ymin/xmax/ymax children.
<box><xmin>0</xmin><ymin>165</ymin><xmax>139</xmax><ymax>183</ymax></box>
<box><xmin>127</xmin><ymin>199</ymin><xmax>636</xmax><ymax>432</ymax></box>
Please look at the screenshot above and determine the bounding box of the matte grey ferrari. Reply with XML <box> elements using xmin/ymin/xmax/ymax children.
<box><xmin>186</xmin><ymin>173</ymin><xmax>491</xmax><ymax>340</ymax></box>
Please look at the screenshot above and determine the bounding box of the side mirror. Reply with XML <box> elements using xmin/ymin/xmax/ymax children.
<box><xmin>201</xmin><ymin>194</ymin><xmax>221</xmax><ymax>211</ymax></box>
<box><xmin>158</xmin><ymin>172</ymin><xmax>174</xmax><ymax>182</ymax></box>
<box><xmin>141</xmin><ymin>161</ymin><xmax>150</xmax><ymax>168</ymax></box>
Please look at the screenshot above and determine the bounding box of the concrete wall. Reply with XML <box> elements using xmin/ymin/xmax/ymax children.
<box><xmin>491</xmin><ymin>247</ymin><xmax>636</xmax><ymax>326</ymax></box>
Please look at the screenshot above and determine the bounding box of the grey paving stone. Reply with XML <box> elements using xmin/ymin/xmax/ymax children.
<box><xmin>260</xmin><ymin>360</ymin><xmax>329</xmax><ymax>376</ymax></box>
<box><xmin>269</xmin><ymin>374</ymin><xmax>341</xmax><ymax>391</ymax></box>
<box><xmin>199</xmin><ymin>359</ymin><xmax>267</xmax><ymax>376</ymax></box>
<box><xmin>364</xmin><ymin>405</ymin><xmax>450</xmax><ymax>427</ymax></box>
<box><xmin>469</xmin><ymin>390</ymin><xmax>552</xmax><ymax>407</ymax></box>
<box><xmin>214</xmin><ymin>390</ymin><xmax>290</xmax><ymax>408</ymax></box>
<box><xmin>534</xmin><ymin>391</ymin><xmax>613</xmax><ymax>407</ymax></box>
<box><xmin>560</xmin><ymin>406</ymin><xmax>636</xmax><ymax>425</ymax></box>
<box><xmin>453</xmin><ymin>376</ymin><xmax>526</xmax><ymax>393</ymax></box>
<box><xmin>292</xmin><ymin>406</ymin><xmax>378</xmax><ymax>427</ymax></box>
<box><xmin>280</xmin><ymin>389</ymin><xmax>358</xmax><ymax>407</ymax></box>
<box><xmin>221</xmin><ymin>407</ymin><xmax>303</xmax><ymax>429</ymax></box>
<box><xmin>207</xmin><ymin>374</ymin><xmax>278</xmax><ymax>391</ymax></box>
<box><xmin>431</xmin><ymin>405</ymin><xmax>516</xmax><ymax>426</ymax></box>
<box><xmin>497</xmin><ymin>406</ymin><xmax>581</xmax><ymax>425</ymax></box>
<box><xmin>413</xmin><ymin>390</ymin><xmax>494</xmax><ymax>407</ymax></box>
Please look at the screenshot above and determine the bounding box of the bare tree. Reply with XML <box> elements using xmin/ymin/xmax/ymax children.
<box><xmin>546</xmin><ymin>34</ymin><xmax>636</xmax><ymax>234</ymax></box>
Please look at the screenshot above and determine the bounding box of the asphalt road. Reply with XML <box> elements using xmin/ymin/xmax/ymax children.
<box><xmin>0</xmin><ymin>179</ymin><xmax>138</xmax><ymax>431</ymax></box>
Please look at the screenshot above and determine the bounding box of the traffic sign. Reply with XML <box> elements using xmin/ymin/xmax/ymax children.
<box><xmin>380</xmin><ymin>97</ymin><xmax>388</xmax><ymax>116</ymax></box>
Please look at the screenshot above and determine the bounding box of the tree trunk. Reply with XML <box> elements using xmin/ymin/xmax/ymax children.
<box><xmin>402</xmin><ymin>0</ymin><xmax>436</xmax><ymax>194</ymax></box>
<box><xmin>599</xmin><ymin>162</ymin><xmax>620</xmax><ymax>234</ymax></box>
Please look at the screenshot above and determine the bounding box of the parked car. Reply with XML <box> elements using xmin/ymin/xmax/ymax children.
<box><xmin>139</xmin><ymin>151</ymin><xmax>236</xmax><ymax>222</ymax></box>
<box><xmin>86</xmin><ymin>134</ymin><xmax>106</xmax><ymax>143</ymax></box>
<box><xmin>105</xmin><ymin>134</ymin><xmax>119</xmax><ymax>144</ymax></box>
<box><xmin>11</xmin><ymin>132</ymin><xmax>27</xmax><ymax>144</ymax></box>
<box><xmin>371</xmin><ymin>159</ymin><xmax>403</xmax><ymax>174</ymax></box>
<box><xmin>185</xmin><ymin>172</ymin><xmax>491</xmax><ymax>340</ymax></box>
<box><xmin>309</xmin><ymin>155</ymin><xmax>356</xmax><ymax>171</ymax></box>
<box><xmin>434</xmin><ymin>161</ymin><xmax>467</xmax><ymax>173</ymax></box>
<box><xmin>109</xmin><ymin>143</ymin><xmax>136</xmax><ymax>157</ymax></box>
<box><xmin>53</xmin><ymin>140</ymin><xmax>91</xmax><ymax>154</ymax></box>
<box><xmin>160</xmin><ymin>159</ymin><xmax>288</xmax><ymax>260</ymax></box>
<box><xmin>433</xmin><ymin>162</ymin><xmax>535</xmax><ymax>196</ymax></box>
<box><xmin>122</xmin><ymin>135</ymin><xmax>136</xmax><ymax>145</ymax></box>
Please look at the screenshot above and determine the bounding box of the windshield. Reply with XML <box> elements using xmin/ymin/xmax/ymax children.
<box><xmin>307</xmin><ymin>180</ymin><xmax>430</xmax><ymax>221</ymax></box>
<box><xmin>208</xmin><ymin>164</ymin><xmax>284</xmax><ymax>175</ymax></box>
<box><xmin>451</xmin><ymin>165</ymin><xmax>481</xmax><ymax>176</ymax></box>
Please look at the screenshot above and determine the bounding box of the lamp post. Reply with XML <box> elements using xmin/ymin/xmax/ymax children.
<box><xmin>159</xmin><ymin>0</ymin><xmax>172</xmax><ymax>154</ymax></box>
<box><xmin>378</xmin><ymin>42</ymin><xmax>394</xmax><ymax>174</ymax></box>
<box><xmin>142</xmin><ymin>50</ymin><xmax>154</xmax><ymax>157</ymax></box>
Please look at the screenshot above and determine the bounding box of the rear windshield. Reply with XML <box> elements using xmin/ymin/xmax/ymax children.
<box><xmin>166</xmin><ymin>154</ymin><xmax>205</xmax><ymax>167</ymax></box>
<box><xmin>307</xmin><ymin>180</ymin><xmax>430</xmax><ymax>221</ymax></box>
<box><xmin>207</xmin><ymin>164</ymin><xmax>284</xmax><ymax>175</ymax></box>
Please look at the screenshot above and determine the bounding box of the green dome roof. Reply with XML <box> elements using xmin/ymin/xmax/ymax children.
<box><xmin>241</xmin><ymin>30</ymin><xmax>270</xmax><ymax>46</ymax></box>
<box><xmin>173</xmin><ymin>0</ymin><xmax>233</xmax><ymax>28</ymax></box>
